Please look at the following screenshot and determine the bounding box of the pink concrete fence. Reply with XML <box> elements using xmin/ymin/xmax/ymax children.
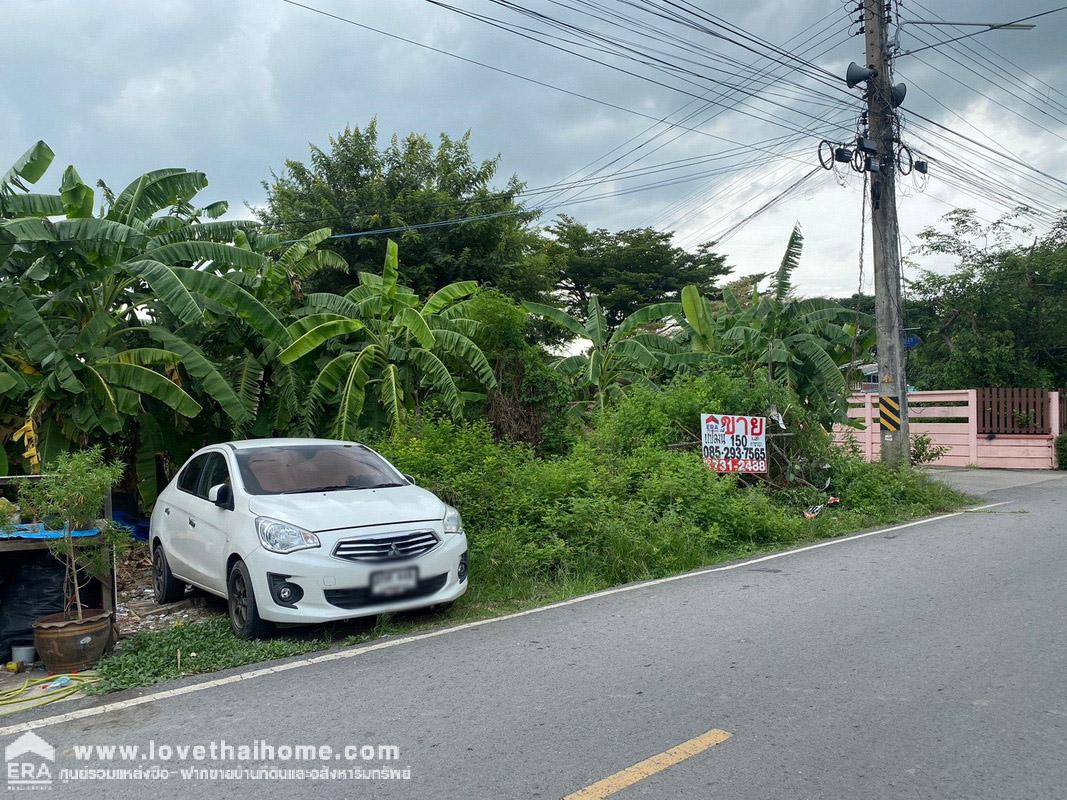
<box><xmin>833</xmin><ymin>390</ymin><xmax>1062</xmax><ymax>470</ymax></box>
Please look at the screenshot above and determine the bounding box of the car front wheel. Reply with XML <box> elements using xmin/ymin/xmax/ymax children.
<box><xmin>152</xmin><ymin>543</ymin><xmax>185</xmax><ymax>604</ymax></box>
<box><xmin>227</xmin><ymin>559</ymin><xmax>272</xmax><ymax>639</ymax></box>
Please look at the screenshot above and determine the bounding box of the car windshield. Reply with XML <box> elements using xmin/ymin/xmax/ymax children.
<box><xmin>235</xmin><ymin>444</ymin><xmax>405</xmax><ymax>496</ymax></box>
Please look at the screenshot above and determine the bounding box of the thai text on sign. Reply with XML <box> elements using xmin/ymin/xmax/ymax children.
<box><xmin>701</xmin><ymin>414</ymin><xmax>768</xmax><ymax>474</ymax></box>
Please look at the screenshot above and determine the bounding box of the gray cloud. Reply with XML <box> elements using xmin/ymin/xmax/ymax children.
<box><xmin>4</xmin><ymin>0</ymin><xmax>1064</xmax><ymax>295</ymax></box>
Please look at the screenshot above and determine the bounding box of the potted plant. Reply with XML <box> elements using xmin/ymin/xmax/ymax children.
<box><xmin>18</xmin><ymin>447</ymin><xmax>126</xmax><ymax>672</ymax></box>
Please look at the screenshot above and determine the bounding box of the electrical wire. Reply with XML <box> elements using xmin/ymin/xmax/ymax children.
<box><xmin>900</xmin><ymin>28</ymin><xmax>1067</xmax><ymax>141</ymax></box>
<box><xmin>635</xmin><ymin>0</ymin><xmax>853</xmax><ymax>93</ymax></box>
<box><xmin>422</xmin><ymin>0</ymin><xmax>858</xmax><ymax>141</ymax></box>
<box><xmin>901</xmin><ymin>1</ymin><xmax>1067</xmax><ymax>122</ymax></box>
<box><xmin>540</xmin><ymin>18</ymin><xmax>853</xmax><ymax>215</ymax></box>
<box><xmin>267</xmin><ymin>129</ymin><xmax>822</xmax><ymax>229</ymax></box>
<box><xmin>906</xmin><ymin>0</ymin><xmax>1066</xmax><ymax>104</ymax></box>
<box><xmin>278</xmin><ymin>0</ymin><xmax>840</xmax><ymax>169</ymax></box>
<box><xmin>702</xmin><ymin>165</ymin><xmax>823</xmax><ymax>246</ymax></box>
<box><xmin>601</xmin><ymin>28</ymin><xmax>855</xmax><ymax>227</ymax></box>
<box><xmin>907</xmin><ymin>111</ymin><xmax>1067</xmax><ymax>190</ymax></box>
<box><xmin>905</xmin><ymin>123</ymin><xmax>1066</xmax><ymax>209</ymax></box>
<box><xmin>284</xmin><ymin>147</ymin><xmax>814</xmax><ymax>241</ymax></box>
<box><xmin>899</xmin><ymin>5</ymin><xmax>1067</xmax><ymax>56</ymax></box>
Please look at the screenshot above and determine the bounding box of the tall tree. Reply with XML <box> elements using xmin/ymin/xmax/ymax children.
<box><xmin>257</xmin><ymin>121</ymin><xmax>551</xmax><ymax>301</ymax></box>
<box><xmin>904</xmin><ymin>209</ymin><xmax>1067</xmax><ymax>389</ymax></box>
<box><xmin>543</xmin><ymin>215</ymin><xmax>730</xmax><ymax>328</ymax></box>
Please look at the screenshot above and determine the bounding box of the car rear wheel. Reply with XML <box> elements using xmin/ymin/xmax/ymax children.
<box><xmin>152</xmin><ymin>543</ymin><xmax>185</xmax><ymax>604</ymax></box>
<box><xmin>227</xmin><ymin>560</ymin><xmax>272</xmax><ymax>639</ymax></box>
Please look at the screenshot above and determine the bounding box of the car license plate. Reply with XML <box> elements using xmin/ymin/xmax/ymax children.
<box><xmin>370</xmin><ymin>567</ymin><xmax>418</xmax><ymax>596</ymax></box>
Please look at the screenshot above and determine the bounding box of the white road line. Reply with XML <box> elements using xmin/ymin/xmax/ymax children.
<box><xmin>0</xmin><ymin>501</ymin><xmax>1011</xmax><ymax>736</ymax></box>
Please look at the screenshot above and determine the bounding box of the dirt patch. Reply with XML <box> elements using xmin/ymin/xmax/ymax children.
<box><xmin>115</xmin><ymin>544</ymin><xmax>224</xmax><ymax>636</ymax></box>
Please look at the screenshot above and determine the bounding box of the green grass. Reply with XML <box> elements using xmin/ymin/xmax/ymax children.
<box><xmin>93</xmin><ymin>376</ymin><xmax>972</xmax><ymax>695</ymax></box>
<box><xmin>91</xmin><ymin>482</ymin><xmax>971</xmax><ymax>695</ymax></box>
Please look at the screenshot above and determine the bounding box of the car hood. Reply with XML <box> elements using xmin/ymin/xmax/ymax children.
<box><xmin>246</xmin><ymin>485</ymin><xmax>447</xmax><ymax>532</ymax></box>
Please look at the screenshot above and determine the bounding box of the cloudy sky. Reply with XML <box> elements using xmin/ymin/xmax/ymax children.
<box><xmin>5</xmin><ymin>0</ymin><xmax>1066</xmax><ymax>296</ymax></box>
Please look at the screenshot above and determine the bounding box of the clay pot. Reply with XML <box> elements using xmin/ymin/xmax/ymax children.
<box><xmin>32</xmin><ymin>610</ymin><xmax>113</xmax><ymax>672</ymax></box>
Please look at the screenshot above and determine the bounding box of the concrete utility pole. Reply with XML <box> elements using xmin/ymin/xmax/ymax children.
<box><xmin>862</xmin><ymin>0</ymin><xmax>909</xmax><ymax>465</ymax></box>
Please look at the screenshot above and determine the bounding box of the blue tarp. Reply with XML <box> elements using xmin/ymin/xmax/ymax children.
<box><xmin>0</xmin><ymin>523</ymin><xmax>100</xmax><ymax>540</ymax></box>
<box><xmin>112</xmin><ymin>510</ymin><xmax>149</xmax><ymax>541</ymax></box>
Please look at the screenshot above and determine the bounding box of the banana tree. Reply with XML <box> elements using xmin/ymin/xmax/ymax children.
<box><xmin>0</xmin><ymin>142</ymin><xmax>348</xmax><ymax>504</ymax></box>
<box><xmin>678</xmin><ymin>224</ymin><xmax>873</xmax><ymax>423</ymax></box>
<box><xmin>278</xmin><ymin>239</ymin><xmax>496</xmax><ymax>434</ymax></box>
<box><xmin>522</xmin><ymin>294</ymin><xmax>680</xmax><ymax>413</ymax></box>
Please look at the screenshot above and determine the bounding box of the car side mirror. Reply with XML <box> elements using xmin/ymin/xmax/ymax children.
<box><xmin>208</xmin><ymin>484</ymin><xmax>233</xmax><ymax>509</ymax></box>
<box><xmin>403</xmin><ymin>474</ymin><xmax>416</xmax><ymax>485</ymax></box>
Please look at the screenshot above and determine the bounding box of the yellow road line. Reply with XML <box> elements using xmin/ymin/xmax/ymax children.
<box><xmin>563</xmin><ymin>728</ymin><xmax>731</xmax><ymax>800</ymax></box>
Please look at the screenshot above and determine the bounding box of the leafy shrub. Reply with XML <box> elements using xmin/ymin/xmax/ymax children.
<box><xmin>1056</xmin><ymin>433</ymin><xmax>1067</xmax><ymax>470</ymax></box>
<box><xmin>99</xmin><ymin>374</ymin><xmax>968</xmax><ymax>694</ymax></box>
<box><xmin>18</xmin><ymin>447</ymin><xmax>128</xmax><ymax>617</ymax></box>
<box><xmin>375</xmin><ymin>374</ymin><xmax>966</xmax><ymax>601</ymax></box>
<box><xmin>910</xmin><ymin>432</ymin><xmax>949</xmax><ymax>466</ymax></box>
<box><xmin>589</xmin><ymin>369</ymin><xmax>833</xmax><ymax>484</ymax></box>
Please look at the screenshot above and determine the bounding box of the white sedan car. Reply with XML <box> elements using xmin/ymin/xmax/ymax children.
<box><xmin>149</xmin><ymin>439</ymin><xmax>469</xmax><ymax>637</ymax></box>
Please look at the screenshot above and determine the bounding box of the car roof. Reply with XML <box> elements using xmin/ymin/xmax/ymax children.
<box><xmin>224</xmin><ymin>438</ymin><xmax>368</xmax><ymax>451</ymax></box>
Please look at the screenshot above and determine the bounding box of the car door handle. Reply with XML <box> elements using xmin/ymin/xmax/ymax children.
<box><xmin>164</xmin><ymin>507</ymin><xmax>170</xmax><ymax>515</ymax></box>
<box><xmin>188</xmin><ymin>518</ymin><xmax>196</xmax><ymax>528</ymax></box>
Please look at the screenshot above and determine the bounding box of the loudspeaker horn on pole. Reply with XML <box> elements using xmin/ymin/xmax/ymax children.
<box><xmin>890</xmin><ymin>83</ymin><xmax>907</xmax><ymax>108</ymax></box>
<box><xmin>845</xmin><ymin>61</ymin><xmax>877</xmax><ymax>88</ymax></box>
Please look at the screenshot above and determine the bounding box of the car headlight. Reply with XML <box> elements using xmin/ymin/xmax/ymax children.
<box><xmin>255</xmin><ymin>517</ymin><xmax>320</xmax><ymax>554</ymax></box>
<box><xmin>443</xmin><ymin>505</ymin><xmax>464</xmax><ymax>535</ymax></box>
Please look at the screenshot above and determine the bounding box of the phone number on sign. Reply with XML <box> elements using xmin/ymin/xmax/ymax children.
<box><xmin>704</xmin><ymin>457</ymin><xmax>768</xmax><ymax>473</ymax></box>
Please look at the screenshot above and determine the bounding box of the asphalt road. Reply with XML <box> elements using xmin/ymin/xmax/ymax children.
<box><xmin>4</xmin><ymin>471</ymin><xmax>1066</xmax><ymax>799</ymax></box>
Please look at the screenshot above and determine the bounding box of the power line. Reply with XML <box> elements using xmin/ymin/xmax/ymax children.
<box><xmin>421</xmin><ymin>0</ymin><xmax>857</xmax><ymax>141</ymax></box>
<box><xmin>900</xmin><ymin>28</ymin><xmax>1067</xmax><ymax>141</ymax></box>
<box><xmin>492</xmin><ymin>0</ymin><xmax>854</xmax><ymax>109</ymax></box>
<box><xmin>906</xmin><ymin>110</ymin><xmax>1067</xmax><ymax>191</ymax></box>
<box><xmin>535</xmin><ymin>10</ymin><xmax>853</xmax><ymax>213</ymax></box>
<box><xmin>906</xmin><ymin>0</ymin><xmax>1065</xmax><ymax>103</ymax></box>
<box><xmin>564</xmin><ymin>20</ymin><xmax>854</xmax><ymax>225</ymax></box>
<box><xmin>278</xmin><ymin>0</ymin><xmax>832</xmax><ymax>168</ymax></box>
<box><xmin>655</xmin><ymin>105</ymin><xmax>854</xmax><ymax>234</ymax></box>
<box><xmin>675</xmin><ymin>158</ymin><xmax>817</xmax><ymax>248</ymax></box>
<box><xmin>899</xmin><ymin>5</ymin><xmax>1067</xmax><ymax>56</ymax></box>
<box><xmin>266</xmin><ymin>128</ymin><xmax>822</xmax><ymax>229</ymax></box>
<box><xmin>900</xmin><ymin>3</ymin><xmax>1067</xmax><ymax>122</ymax></box>
<box><xmin>904</xmin><ymin>123</ymin><xmax>1065</xmax><ymax>212</ymax></box>
<box><xmin>895</xmin><ymin>76</ymin><xmax>1067</xmax><ymax>215</ymax></box>
<box><xmin>279</xmin><ymin>147</ymin><xmax>813</xmax><ymax>241</ymax></box>
<box><xmin>708</xmin><ymin>166</ymin><xmax>823</xmax><ymax>245</ymax></box>
<box><xmin>636</xmin><ymin>0</ymin><xmax>852</xmax><ymax>91</ymax></box>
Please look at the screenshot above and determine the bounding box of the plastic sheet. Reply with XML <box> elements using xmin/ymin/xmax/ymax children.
<box><xmin>0</xmin><ymin>552</ymin><xmax>100</xmax><ymax>662</ymax></box>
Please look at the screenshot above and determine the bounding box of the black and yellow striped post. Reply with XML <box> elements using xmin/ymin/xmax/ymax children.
<box><xmin>878</xmin><ymin>395</ymin><xmax>901</xmax><ymax>432</ymax></box>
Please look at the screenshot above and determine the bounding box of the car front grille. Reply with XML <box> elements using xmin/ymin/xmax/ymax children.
<box><xmin>324</xmin><ymin>574</ymin><xmax>448</xmax><ymax>609</ymax></box>
<box><xmin>332</xmin><ymin>529</ymin><xmax>440</xmax><ymax>562</ymax></box>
